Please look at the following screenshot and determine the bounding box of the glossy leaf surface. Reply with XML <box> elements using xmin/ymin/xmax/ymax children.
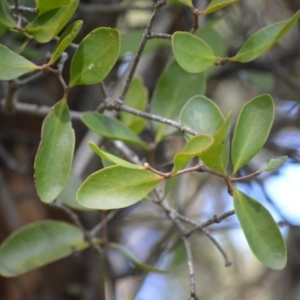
<box><xmin>200</xmin><ymin>114</ymin><xmax>231</xmax><ymax>173</ymax></box>
<box><xmin>173</xmin><ymin>135</ymin><xmax>214</xmax><ymax>173</ymax></box>
<box><xmin>231</xmin><ymin>94</ymin><xmax>274</xmax><ymax>174</ymax></box>
<box><xmin>69</xmin><ymin>27</ymin><xmax>120</xmax><ymax>87</ymax></box>
<box><xmin>0</xmin><ymin>221</ymin><xmax>88</xmax><ymax>277</ymax></box>
<box><xmin>48</xmin><ymin>20</ymin><xmax>83</xmax><ymax>65</ymax></box>
<box><xmin>262</xmin><ymin>156</ymin><xmax>288</xmax><ymax>172</ymax></box>
<box><xmin>34</xmin><ymin>99</ymin><xmax>75</xmax><ymax>203</ymax></box>
<box><xmin>233</xmin><ymin>10</ymin><xmax>300</xmax><ymax>63</ymax></box>
<box><xmin>172</xmin><ymin>32</ymin><xmax>218</xmax><ymax>73</ymax></box>
<box><xmin>233</xmin><ymin>188</ymin><xmax>287</xmax><ymax>270</ymax></box>
<box><xmin>26</xmin><ymin>0</ymin><xmax>79</xmax><ymax>43</ymax></box>
<box><xmin>120</xmin><ymin>77</ymin><xmax>147</xmax><ymax>134</ymax></box>
<box><xmin>0</xmin><ymin>44</ymin><xmax>39</xmax><ymax>80</ymax></box>
<box><xmin>180</xmin><ymin>95</ymin><xmax>224</xmax><ymax>140</ymax></box>
<box><xmin>81</xmin><ymin>112</ymin><xmax>149</xmax><ymax>150</ymax></box>
<box><xmin>202</xmin><ymin>0</ymin><xmax>239</xmax><ymax>14</ymax></box>
<box><xmin>77</xmin><ymin>166</ymin><xmax>163</xmax><ymax>209</ymax></box>
<box><xmin>0</xmin><ymin>0</ymin><xmax>16</xmax><ymax>28</ymax></box>
<box><xmin>89</xmin><ymin>142</ymin><xmax>140</xmax><ymax>169</ymax></box>
<box><xmin>109</xmin><ymin>243</ymin><xmax>167</xmax><ymax>273</ymax></box>
<box><xmin>151</xmin><ymin>60</ymin><xmax>206</xmax><ymax>142</ymax></box>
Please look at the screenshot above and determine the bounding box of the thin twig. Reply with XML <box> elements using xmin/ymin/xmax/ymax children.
<box><xmin>11</xmin><ymin>5</ymin><xmax>37</xmax><ymax>14</ymax></box>
<box><xmin>169</xmin><ymin>211</ymin><xmax>198</xmax><ymax>300</ymax></box>
<box><xmin>14</xmin><ymin>102</ymin><xmax>82</xmax><ymax>120</ymax></box>
<box><xmin>191</xmin><ymin>12</ymin><xmax>199</xmax><ymax>34</ymax></box>
<box><xmin>147</xmin><ymin>32</ymin><xmax>172</xmax><ymax>39</ymax></box>
<box><xmin>111</xmin><ymin>101</ymin><xmax>199</xmax><ymax>136</ymax></box>
<box><xmin>89</xmin><ymin>210</ymin><xmax>120</xmax><ymax>237</ymax></box>
<box><xmin>185</xmin><ymin>210</ymin><xmax>235</xmax><ymax>236</ymax></box>
<box><xmin>202</xmin><ymin>228</ymin><xmax>232</xmax><ymax>267</ymax></box>
<box><xmin>119</xmin><ymin>0</ymin><xmax>167</xmax><ymax>99</ymax></box>
<box><xmin>230</xmin><ymin>170</ymin><xmax>262</xmax><ymax>182</ymax></box>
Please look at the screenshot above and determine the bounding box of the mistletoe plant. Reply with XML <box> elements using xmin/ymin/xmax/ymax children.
<box><xmin>0</xmin><ymin>0</ymin><xmax>295</xmax><ymax>298</ymax></box>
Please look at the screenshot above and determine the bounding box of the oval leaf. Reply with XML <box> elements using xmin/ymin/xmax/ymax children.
<box><xmin>34</xmin><ymin>99</ymin><xmax>75</xmax><ymax>203</ymax></box>
<box><xmin>262</xmin><ymin>156</ymin><xmax>288</xmax><ymax>172</ymax></box>
<box><xmin>0</xmin><ymin>221</ymin><xmax>89</xmax><ymax>277</ymax></box>
<box><xmin>200</xmin><ymin>113</ymin><xmax>231</xmax><ymax>173</ymax></box>
<box><xmin>109</xmin><ymin>243</ymin><xmax>167</xmax><ymax>273</ymax></box>
<box><xmin>26</xmin><ymin>0</ymin><xmax>79</xmax><ymax>43</ymax></box>
<box><xmin>173</xmin><ymin>134</ymin><xmax>214</xmax><ymax>173</ymax></box>
<box><xmin>233</xmin><ymin>188</ymin><xmax>287</xmax><ymax>270</ymax></box>
<box><xmin>89</xmin><ymin>142</ymin><xmax>141</xmax><ymax>169</ymax></box>
<box><xmin>233</xmin><ymin>10</ymin><xmax>300</xmax><ymax>63</ymax></box>
<box><xmin>81</xmin><ymin>112</ymin><xmax>149</xmax><ymax>150</ymax></box>
<box><xmin>69</xmin><ymin>27</ymin><xmax>120</xmax><ymax>87</ymax></box>
<box><xmin>151</xmin><ymin>60</ymin><xmax>206</xmax><ymax>141</ymax></box>
<box><xmin>231</xmin><ymin>94</ymin><xmax>274</xmax><ymax>174</ymax></box>
<box><xmin>77</xmin><ymin>166</ymin><xmax>163</xmax><ymax>209</ymax></box>
<box><xmin>0</xmin><ymin>0</ymin><xmax>16</xmax><ymax>28</ymax></box>
<box><xmin>0</xmin><ymin>44</ymin><xmax>39</xmax><ymax>80</ymax></box>
<box><xmin>120</xmin><ymin>77</ymin><xmax>147</xmax><ymax>134</ymax></box>
<box><xmin>48</xmin><ymin>20</ymin><xmax>83</xmax><ymax>66</ymax></box>
<box><xmin>172</xmin><ymin>32</ymin><xmax>218</xmax><ymax>73</ymax></box>
<box><xmin>202</xmin><ymin>0</ymin><xmax>239</xmax><ymax>14</ymax></box>
<box><xmin>180</xmin><ymin>95</ymin><xmax>225</xmax><ymax>140</ymax></box>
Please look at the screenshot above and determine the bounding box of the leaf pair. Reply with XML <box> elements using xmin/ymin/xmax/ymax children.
<box><xmin>179</xmin><ymin>95</ymin><xmax>231</xmax><ymax>174</ymax></box>
<box><xmin>26</xmin><ymin>0</ymin><xmax>79</xmax><ymax>43</ymax></box>
<box><xmin>179</xmin><ymin>94</ymin><xmax>276</xmax><ymax>174</ymax></box>
<box><xmin>172</xmin><ymin>10</ymin><xmax>300</xmax><ymax>74</ymax></box>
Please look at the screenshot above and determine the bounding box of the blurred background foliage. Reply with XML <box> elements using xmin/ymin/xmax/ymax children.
<box><xmin>0</xmin><ymin>0</ymin><xmax>300</xmax><ymax>299</ymax></box>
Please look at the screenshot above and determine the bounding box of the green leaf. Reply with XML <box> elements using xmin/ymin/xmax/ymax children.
<box><xmin>48</xmin><ymin>20</ymin><xmax>83</xmax><ymax>66</ymax></box>
<box><xmin>34</xmin><ymin>99</ymin><xmax>75</xmax><ymax>203</ymax></box>
<box><xmin>231</xmin><ymin>94</ymin><xmax>274</xmax><ymax>174</ymax></box>
<box><xmin>179</xmin><ymin>95</ymin><xmax>224</xmax><ymax>140</ymax></box>
<box><xmin>77</xmin><ymin>166</ymin><xmax>163</xmax><ymax>209</ymax></box>
<box><xmin>151</xmin><ymin>60</ymin><xmax>206</xmax><ymax>142</ymax></box>
<box><xmin>36</xmin><ymin>0</ymin><xmax>72</xmax><ymax>14</ymax></box>
<box><xmin>69</xmin><ymin>27</ymin><xmax>120</xmax><ymax>87</ymax></box>
<box><xmin>59</xmin><ymin>173</ymin><xmax>90</xmax><ymax>210</ymax></box>
<box><xmin>0</xmin><ymin>44</ymin><xmax>39</xmax><ymax>80</ymax></box>
<box><xmin>81</xmin><ymin>112</ymin><xmax>149</xmax><ymax>150</ymax></box>
<box><xmin>0</xmin><ymin>0</ymin><xmax>16</xmax><ymax>28</ymax></box>
<box><xmin>26</xmin><ymin>0</ymin><xmax>79</xmax><ymax>43</ymax></box>
<box><xmin>200</xmin><ymin>113</ymin><xmax>231</xmax><ymax>174</ymax></box>
<box><xmin>120</xmin><ymin>77</ymin><xmax>147</xmax><ymax>134</ymax></box>
<box><xmin>89</xmin><ymin>142</ymin><xmax>141</xmax><ymax>169</ymax></box>
<box><xmin>233</xmin><ymin>10</ymin><xmax>300</xmax><ymax>63</ymax></box>
<box><xmin>0</xmin><ymin>221</ymin><xmax>89</xmax><ymax>277</ymax></box>
<box><xmin>178</xmin><ymin>0</ymin><xmax>193</xmax><ymax>7</ymax></box>
<box><xmin>172</xmin><ymin>32</ymin><xmax>218</xmax><ymax>74</ymax></box>
<box><xmin>262</xmin><ymin>156</ymin><xmax>288</xmax><ymax>172</ymax></box>
<box><xmin>108</xmin><ymin>243</ymin><xmax>168</xmax><ymax>273</ymax></box>
<box><xmin>173</xmin><ymin>134</ymin><xmax>214</xmax><ymax>173</ymax></box>
<box><xmin>233</xmin><ymin>188</ymin><xmax>287</xmax><ymax>270</ymax></box>
<box><xmin>202</xmin><ymin>0</ymin><xmax>239</xmax><ymax>14</ymax></box>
